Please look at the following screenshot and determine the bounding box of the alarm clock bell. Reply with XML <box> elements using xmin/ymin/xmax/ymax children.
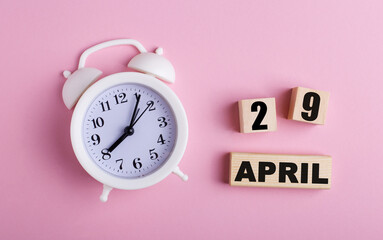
<box><xmin>62</xmin><ymin>40</ymin><xmax>175</xmax><ymax>110</ymax></box>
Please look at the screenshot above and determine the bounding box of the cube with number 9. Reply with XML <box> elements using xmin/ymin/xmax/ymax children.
<box><xmin>288</xmin><ymin>87</ymin><xmax>330</xmax><ymax>125</ymax></box>
<box><xmin>238</xmin><ymin>98</ymin><xmax>277</xmax><ymax>133</ymax></box>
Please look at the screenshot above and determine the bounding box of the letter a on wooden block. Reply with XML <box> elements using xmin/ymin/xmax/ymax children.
<box><xmin>288</xmin><ymin>87</ymin><xmax>330</xmax><ymax>125</ymax></box>
<box><xmin>238</xmin><ymin>98</ymin><xmax>277</xmax><ymax>133</ymax></box>
<box><xmin>230</xmin><ymin>152</ymin><xmax>332</xmax><ymax>189</ymax></box>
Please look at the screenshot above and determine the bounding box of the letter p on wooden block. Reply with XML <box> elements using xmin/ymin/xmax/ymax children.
<box><xmin>238</xmin><ymin>98</ymin><xmax>277</xmax><ymax>133</ymax></box>
<box><xmin>230</xmin><ymin>152</ymin><xmax>332</xmax><ymax>189</ymax></box>
<box><xmin>288</xmin><ymin>87</ymin><xmax>330</xmax><ymax>125</ymax></box>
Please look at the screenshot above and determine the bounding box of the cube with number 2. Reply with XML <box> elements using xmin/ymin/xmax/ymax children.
<box><xmin>238</xmin><ymin>98</ymin><xmax>277</xmax><ymax>133</ymax></box>
<box><xmin>288</xmin><ymin>87</ymin><xmax>330</xmax><ymax>125</ymax></box>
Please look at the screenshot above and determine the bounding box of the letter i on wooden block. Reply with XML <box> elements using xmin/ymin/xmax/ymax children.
<box><xmin>288</xmin><ymin>87</ymin><xmax>330</xmax><ymax>125</ymax></box>
<box><xmin>238</xmin><ymin>98</ymin><xmax>277</xmax><ymax>133</ymax></box>
<box><xmin>230</xmin><ymin>152</ymin><xmax>332</xmax><ymax>189</ymax></box>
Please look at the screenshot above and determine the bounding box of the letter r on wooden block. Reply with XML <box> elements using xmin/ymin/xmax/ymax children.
<box><xmin>230</xmin><ymin>152</ymin><xmax>332</xmax><ymax>189</ymax></box>
<box><xmin>238</xmin><ymin>98</ymin><xmax>277</xmax><ymax>133</ymax></box>
<box><xmin>288</xmin><ymin>87</ymin><xmax>330</xmax><ymax>125</ymax></box>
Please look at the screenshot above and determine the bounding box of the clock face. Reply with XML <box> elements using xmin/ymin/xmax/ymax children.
<box><xmin>83</xmin><ymin>83</ymin><xmax>177</xmax><ymax>179</ymax></box>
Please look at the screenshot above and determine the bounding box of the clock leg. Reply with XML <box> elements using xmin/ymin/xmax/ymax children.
<box><xmin>100</xmin><ymin>185</ymin><xmax>113</xmax><ymax>202</ymax></box>
<box><xmin>173</xmin><ymin>166</ymin><xmax>188</xmax><ymax>181</ymax></box>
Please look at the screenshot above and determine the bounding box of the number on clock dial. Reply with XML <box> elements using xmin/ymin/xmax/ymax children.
<box><xmin>114</xmin><ymin>93</ymin><xmax>128</xmax><ymax>104</ymax></box>
<box><xmin>83</xmin><ymin>84</ymin><xmax>176</xmax><ymax>178</ymax></box>
<box><xmin>100</xmin><ymin>101</ymin><xmax>111</xmax><ymax>112</ymax></box>
<box><xmin>157</xmin><ymin>134</ymin><xmax>165</xmax><ymax>145</ymax></box>
<box><xmin>91</xmin><ymin>134</ymin><xmax>100</xmax><ymax>145</ymax></box>
<box><xmin>115</xmin><ymin>159</ymin><xmax>123</xmax><ymax>169</ymax></box>
<box><xmin>133</xmin><ymin>158</ymin><xmax>142</xmax><ymax>169</ymax></box>
<box><xmin>91</xmin><ymin>117</ymin><xmax>104</xmax><ymax>128</ymax></box>
<box><xmin>149</xmin><ymin>148</ymin><xmax>158</xmax><ymax>160</ymax></box>
<box><xmin>147</xmin><ymin>101</ymin><xmax>156</xmax><ymax>111</ymax></box>
<box><xmin>158</xmin><ymin>117</ymin><xmax>167</xmax><ymax>127</ymax></box>
<box><xmin>101</xmin><ymin>148</ymin><xmax>111</xmax><ymax>160</ymax></box>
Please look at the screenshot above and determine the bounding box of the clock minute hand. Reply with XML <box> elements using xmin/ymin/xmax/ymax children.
<box><xmin>129</xmin><ymin>93</ymin><xmax>141</xmax><ymax>126</ymax></box>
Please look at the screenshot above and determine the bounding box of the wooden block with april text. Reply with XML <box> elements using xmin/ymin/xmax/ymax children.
<box><xmin>230</xmin><ymin>152</ymin><xmax>332</xmax><ymax>189</ymax></box>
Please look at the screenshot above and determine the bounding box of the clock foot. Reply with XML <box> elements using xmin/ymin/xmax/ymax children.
<box><xmin>173</xmin><ymin>166</ymin><xmax>188</xmax><ymax>181</ymax></box>
<box><xmin>100</xmin><ymin>185</ymin><xmax>113</xmax><ymax>202</ymax></box>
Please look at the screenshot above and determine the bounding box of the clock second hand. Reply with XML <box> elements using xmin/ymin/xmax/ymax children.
<box><xmin>131</xmin><ymin>102</ymin><xmax>151</xmax><ymax>127</ymax></box>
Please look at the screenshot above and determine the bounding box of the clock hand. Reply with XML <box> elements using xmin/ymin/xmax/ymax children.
<box><xmin>132</xmin><ymin>108</ymin><xmax>140</xmax><ymax>124</ymax></box>
<box><xmin>131</xmin><ymin>102</ymin><xmax>151</xmax><ymax>127</ymax></box>
<box><xmin>108</xmin><ymin>126</ymin><xmax>134</xmax><ymax>153</ymax></box>
<box><xmin>129</xmin><ymin>93</ymin><xmax>141</xmax><ymax>126</ymax></box>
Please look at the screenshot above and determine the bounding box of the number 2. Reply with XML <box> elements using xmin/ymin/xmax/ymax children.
<box><xmin>147</xmin><ymin>101</ymin><xmax>156</xmax><ymax>111</ymax></box>
<box><xmin>251</xmin><ymin>101</ymin><xmax>268</xmax><ymax>130</ymax></box>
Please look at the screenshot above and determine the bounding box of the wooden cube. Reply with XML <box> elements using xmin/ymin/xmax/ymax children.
<box><xmin>238</xmin><ymin>98</ymin><xmax>277</xmax><ymax>133</ymax></box>
<box><xmin>288</xmin><ymin>87</ymin><xmax>330</xmax><ymax>125</ymax></box>
<box><xmin>230</xmin><ymin>152</ymin><xmax>332</xmax><ymax>189</ymax></box>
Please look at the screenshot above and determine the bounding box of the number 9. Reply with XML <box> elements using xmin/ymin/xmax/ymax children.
<box><xmin>91</xmin><ymin>134</ymin><xmax>100</xmax><ymax>145</ymax></box>
<box><xmin>301</xmin><ymin>92</ymin><xmax>320</xmax><ymax>121</ymax></box>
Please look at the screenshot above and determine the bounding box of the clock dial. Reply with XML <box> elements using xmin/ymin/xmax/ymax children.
<box><xmin>83</xmin><ymin>83</ymin><xmax>177</xmax><ymax>178</ymax></box>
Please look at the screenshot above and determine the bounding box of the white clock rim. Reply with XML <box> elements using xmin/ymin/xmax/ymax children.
<box><xmin>71</xmin><ymin>72</ymin><xmax>188</xmax><ymax>190</ymax></box>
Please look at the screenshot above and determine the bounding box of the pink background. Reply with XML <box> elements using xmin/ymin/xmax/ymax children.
<box><xmin>1</xmin><ymin>0</ymin><xmax>382</xmax><ymax>239</ymax></box>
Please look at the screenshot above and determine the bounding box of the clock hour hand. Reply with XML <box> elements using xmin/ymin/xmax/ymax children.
<box><xmin>108</xmin><ymin>126</ymin><xmax>134</xmax><ymax>153</ymax></box>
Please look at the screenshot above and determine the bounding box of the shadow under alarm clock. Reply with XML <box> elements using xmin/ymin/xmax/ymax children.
<box><xmin>62</xmin><ymin>39</ymin><xmax>188</xmax><ymax>202</ymax></box>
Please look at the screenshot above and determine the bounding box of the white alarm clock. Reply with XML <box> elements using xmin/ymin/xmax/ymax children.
<box><xmin>62</xmin><ymin>39</ymin><xmax>188</xmax><ymax>202</ymax></box>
